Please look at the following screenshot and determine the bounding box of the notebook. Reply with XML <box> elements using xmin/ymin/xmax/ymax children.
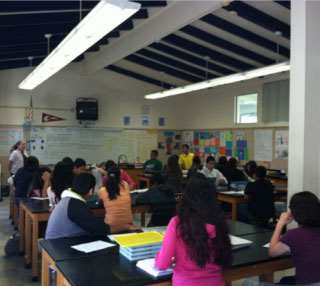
<box><xmin>230</xmin><ymin>235</ymin><xmax>253</xmax><ymax>249</ymax></box>
<box><xmin>136</xmin><ymin>258</ymin><xmax>173</xmax><ymax>277</ymax></box>
<box><xmin>113</xmin><ymin>231</ymin><xmax>164</xmax><ymax>248</ymax></box>
<box><xmin>71</xmin><ymin>240</ymin><xmax>115</xmax><ymax>253</ymax></box>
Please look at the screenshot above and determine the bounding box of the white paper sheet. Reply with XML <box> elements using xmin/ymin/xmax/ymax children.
<box><xmin>136</xmin><ymin>258</ymin><xmax>173</xmax><ymax>277</ymax></box>
<box><xmin>254</xmin><ymin>129</ymin><xmax>273</xmax><ymax>162</ymax></box>
<box><xmin>230</xmin><ymin>234</ymin><xmax>253</xmax><ymax>249</ymax></box>
<box><xmin>71</xmin><ymin>240</ymin><xmax>115</xmax><ymax>253</ymax></box>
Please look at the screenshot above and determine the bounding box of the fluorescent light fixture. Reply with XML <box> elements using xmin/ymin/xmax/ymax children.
<box><xmin>145</xmin><ymin>61</ymin><xmax>290</xmax><ymax>100</ymax></box>
<box><xmin>19</xmin><ymin>0</ymin><xmax>141</xmax><ymax>90</ymax></box>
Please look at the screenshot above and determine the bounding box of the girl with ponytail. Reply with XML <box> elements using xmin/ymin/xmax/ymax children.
<box><xmin>99</xmin><ymin>166</ymin><xmax>140</xmax><ymax>232</ymax></box>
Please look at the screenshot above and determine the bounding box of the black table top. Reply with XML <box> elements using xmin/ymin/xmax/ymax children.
<box><xmin>40</xmin><ymin>236</ymin><xmax>119</xmax><ymax>262</ymax></box>
<box><xmin>226</xmin><ymin>220</ymin><xmax>270</xmax><ymax>237</ymax></box>
<box><xmin>55</xmin><ymin>231</ymin><xmax>290</xmax><ymax>286</ymax></box>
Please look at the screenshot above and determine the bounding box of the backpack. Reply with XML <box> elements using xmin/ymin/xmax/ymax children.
<box><xmin>4</xmin><ymin>231</ymin><xmax>20</xmax><ymax>256</ymax></box>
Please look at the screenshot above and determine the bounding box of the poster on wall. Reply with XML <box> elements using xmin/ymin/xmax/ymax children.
<box><xmin>182</xmin><ymin>131</ymin><xmax>193</xmax><ymax>147</ymax></box>
<box><xmin>254</xmin><ymin>129</ymin><xmax>273</xmax><ymax>162</ymax></box>
<box><xmin>275</xmin><ymin>130</ymin><xmax>289</xmax><ymax>160</ymax></box>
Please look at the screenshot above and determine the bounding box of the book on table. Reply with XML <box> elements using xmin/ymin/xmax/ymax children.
<box><xmin>136</xmin><ymin>258</ymin><xmax>173</xmax><ymax>277</ymax></box>
<box><xmin>230</xmin><ymin>235</ymin><xmax>253</xmax><ymax>249</ymax></box>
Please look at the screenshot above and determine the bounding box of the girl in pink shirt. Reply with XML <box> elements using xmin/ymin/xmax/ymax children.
<box><xmin>155</xmin><ymin>173</ymin><xmax>232</xmax><ymax>286</ymax></box>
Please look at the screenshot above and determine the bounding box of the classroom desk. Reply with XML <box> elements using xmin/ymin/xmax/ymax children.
<box><xmin>226</xmin><ymin>219</ymin><xmax>270</xmax><ymax>236</ymax></box>
<box><xmin>52</xmin><ymin>231</ymin><xmax>293</xmax><ymax>286</ymax></box>
<box><xmin>217</xmin><ymin>192</ymin><xmax>246</xmax><ymax>221</ymax></box>
<box><xmin>19</xmin><ymin>197</ymin><xmax>151</xmax><ymax>281</ymax></box>
<box><xmin>137</xmin><ymin>174</ymin><xmax>153</xmax><ymax>189</ymax></box>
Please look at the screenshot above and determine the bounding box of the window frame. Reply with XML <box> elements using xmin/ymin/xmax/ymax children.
<box><xmin>235</xmin><ymin>92</ymin><xmax>259</xmax><ymax>124</ymax></box>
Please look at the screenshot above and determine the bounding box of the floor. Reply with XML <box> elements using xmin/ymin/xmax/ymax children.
<box><xmin>0</xmin><ymin>196</ymin><xmax>295</xmax><ymax>286</ymax></box>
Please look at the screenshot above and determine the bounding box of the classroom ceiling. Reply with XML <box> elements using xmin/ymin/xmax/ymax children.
<box><xmin>0</xmin><ymin>0</ymin><xmax>290</xmax><ymax>89</ymax></box>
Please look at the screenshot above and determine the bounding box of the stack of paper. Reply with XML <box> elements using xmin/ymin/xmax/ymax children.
<box><xmin>114</xmin><ymin>232</ymin><xmax>164</xmax><ymax>261</ymax></box>
<box><xmin>230</xmin><ymin>235</ymin><xmax>253</xmax><ymax>249</ymax></box>
<box><xmin>136</xmin><ymin>258</ymin><xmax>173</xmax><ymax>277</ymax></box>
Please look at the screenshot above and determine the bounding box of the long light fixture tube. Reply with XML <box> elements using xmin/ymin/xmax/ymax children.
<box><xmin>145</xmin><ymin>61</ymin><xmax>290</xmax><ymax>100</ymax></box>
<box><xmin>19</xmin><ymin>0</ymin><xmax>141</xmax><ymax>90</ymax></box>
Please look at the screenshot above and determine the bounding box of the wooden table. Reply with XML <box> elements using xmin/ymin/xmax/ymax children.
<box><xmin>217</xmin><ymin>193</ymin><xmax>246</xmax><ymax>220</ymax></box>
<box><xmin>19</xmin><ymin>197</ymin><xmax>151</xmax><ymax>281</ymax></box>
<box><xmin>51</xmin><ymin>231</ymin><xmax>294</xmax><ymax>286</ymax></box>
<box><xmin>137</xmin><ymin>174</ymin><xmax>153</xmax><ymax>189</ymax></box>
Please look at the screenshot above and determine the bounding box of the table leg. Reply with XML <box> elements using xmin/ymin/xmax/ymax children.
<box><xmin>141</xmin><ymin>212</ymin><xmax>146</xmax><ymax>227</ymax></box>
<box><xmin>232</xmin><ymin>201</ymin><xmax>238</xmax><ymax>220</ymax></box>
<box><xmin>9</xmin><ymin>188</ymin><xmax>13</xmax><ymax>219</ymax></box>
<box><xmin>19</xmin><ymin>204</ymin><xmax>25</xmax><ymax>254</ymax></box>
<box><xmin>41</xmin><ymin>249</ymin><xmax>50</xmax><ymax>286</ymax></box>
<box><xmin>25</xmin><ymin>211</ymin><xmax>31</xmax><ymax>268</ymax></box>
<box><xmin>57</xmin><ymin>270</ymin><xmax>71</xmax><ymax>286</ymax></box>
<box><xmin>259</xmin><ymin>273</ymin><xmax>274</xmax><ymax>283</ymax></box>
<box><xmin>32</xmin><ymin>215</ymin><xmax>39</xmax><ymax>281</ymax></box>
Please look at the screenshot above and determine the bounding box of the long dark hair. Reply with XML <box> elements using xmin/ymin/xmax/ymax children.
<box><xmin>290</xmin><ymin>191</ymin><xmax>320</xmax><ymax>227</ymax></box>
<box><xmin>105</xmin><ymin>166</ymin><xmax>122</xmax><ymax>200</ymax></box>
<box><xmin>51</xmin><ymin>162</ymin><xmax>74</xmax><ymax>202</ymax></box>
<box><xmin>166</xmin><ymin>155</ymin><xmax>182</xmax><ymax>180</ymax></box>
<box><xmin>28</xmin><ymin>167</ymin><xmax>51</xmax><ymax>195</ymax></box>
<box><xmin>177</xmin><ymin>173</ymin><xmax>232</xmax><ymax>269</ymax></box>
<box><xmin>245</xmin><ymin>161</ymin><xmax>257</xmax><ymax>177</ymax></box>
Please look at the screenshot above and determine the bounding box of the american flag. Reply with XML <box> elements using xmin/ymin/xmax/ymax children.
<box><xmin>28</xmin><ymin>96</ymin><xmax>33</xmax><ymax>122</ymax></box>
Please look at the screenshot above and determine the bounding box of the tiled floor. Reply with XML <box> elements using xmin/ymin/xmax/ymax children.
<box><xmin>0</xmin><ymin>197</ymin><xmax>294</xmax><ymax>286</ymax></box>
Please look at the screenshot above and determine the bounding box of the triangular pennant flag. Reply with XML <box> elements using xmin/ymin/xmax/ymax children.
<box><xmin>42</xmin><ymin>113</ymin><xmax>66</xmax><ymax>123</ymax></box>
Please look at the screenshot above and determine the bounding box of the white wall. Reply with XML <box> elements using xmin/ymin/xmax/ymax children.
<box><xmin>0</xmin><ymin>64</ymin><xmax>289</xmax><ymax>130</ymax></box>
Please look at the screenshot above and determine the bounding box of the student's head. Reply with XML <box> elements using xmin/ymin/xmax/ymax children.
<box><xmin>104</xmin><ymin>160</ymin><xmax>117</xmax><ymax>171</ymax></box>
<box><xmin>51</xmin><ymin>162</ymin><xmax>74</xmax><ymax>202</ymax></box>
<box><xmin>16</xmin><ymin>140</ymin><xmax>26</xmax><ymax>152</ymax></box>
<box><xmin>150</xmin><ymin>150</ymin><xmax>158</xmax><ymax>161</ymax></box>
<box><xmin>28</xmin><ymin>167</ymin><xmax>51</xmax><ymax>194</ymax></box>
<box><xmin>178</xmin><ymin>173</ymin><xmax>232</xmax><ymax>269</ymax></box>
<box><xmin>105</xmin><ymin>166</ymin><xmax>121</xmax><ymax>200</ymax></box>
<box><xmin>245</xmin><ymin>160</ymin><xmax>257</xmax><ymax>176</ymax></box>
<box><xmin>289</xmin><ymin>191</ymin><xmax>320</xmax><ymax>227</ymax></box>
<box><xmin>192</xmin><ymin>156</ymin><xmax>201</xmax><ymax>167</ymax></box>
<box><xmin>167</xmin><ymin>155</ymin><xmax>182</xmax><ymax>180</ymax></box>
<box><xmin>228</xmin><ymin>157</ymin><xmax>238</xmax><ymax>169</ymax></box>
<box><xmin>218</xmin><ymin>156</ymin><xmax>228</xmax><ymax>166</ymax></box>
<box><xmin>25</xmin><ymin>156</ymin><xmax>39</xmax><ymax>171</ymax></box>
<box><xmin>206</xmin><ymin>156</ymin><xmax>215</xmax><ymax>171</ymax></box>
<box><xmin>73</xmin><ymin>158</ymin><xmax>86</xmax><ymax>175</ymax></box>
<box><xmin>72</xmin><ymin>173</ymin><xmax>96</xmax><ymax>200</ymax></box>
<box><xmin>182</xmin><ymin>144</ymin><xmax>189</xmax><ymax>154</ymax></box>
<box><xmin>62</xmin><ymin>157</ymin><xmax>74</xmax><ymax>171</ymax></box>
<box><xmin>253</xmin><ymin>166</ymin><xmax>266</xmax><ymax>180</ymax></box>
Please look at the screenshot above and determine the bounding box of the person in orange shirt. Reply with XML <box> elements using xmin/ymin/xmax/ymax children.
<box><xmin>99</xmin><ymin>166</ymin><xmax>141</xmax><ymax>233</ymax></box>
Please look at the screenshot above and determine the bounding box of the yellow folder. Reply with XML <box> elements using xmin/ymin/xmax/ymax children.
<box><xmin>113</xmin><ymin>231</ymin><xmax>164</xmax><ymax>248</ymax></box>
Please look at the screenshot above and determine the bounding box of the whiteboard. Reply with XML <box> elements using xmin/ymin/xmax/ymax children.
<box><xmin>30</xmin><ymin>127</ymin><xmax>157</xmax><ymax>165</ymax></box>
<box><xmin>0</xmin><ymin>127</ymin><xmax>23</xmax><ymax>156</ymax></box>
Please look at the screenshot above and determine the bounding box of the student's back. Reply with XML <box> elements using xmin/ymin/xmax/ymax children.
<box><xmin>155</xmin><ymin>174</ymin><xmax>231</xmax><ymax>286</ymax></box>
<box><xmin>245</xmin><ymin>179</ymin><xmax>275</xmax><ymax>220</ymax></box>
<box><xmin>136</xmin><ymin>183</ymin><xmax>176</xmax><ymax>226</ymax></box>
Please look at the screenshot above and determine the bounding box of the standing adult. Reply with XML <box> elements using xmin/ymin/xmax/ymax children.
<box><xmin>8</xmin><ymin>140</ymin><xmax>28</xmax><ymax>175</ymax></box>
<box><xmin>178</xmin><ymin>144</ymin><xmax>194</xmax><ymax>170</ymax></box>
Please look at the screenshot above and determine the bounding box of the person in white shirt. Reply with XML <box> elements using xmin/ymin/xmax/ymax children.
<box><xmin>199</xmin><ymin>156</ymin><xmax>228</xmax><ymax>186</ymax></box>
<box><xmin>8</xmin><ymin>140</ymin><xmax>28</xmax><ymax>175</ymax></box>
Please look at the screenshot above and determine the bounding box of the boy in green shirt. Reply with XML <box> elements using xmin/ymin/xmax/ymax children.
<box><xmin>144</xmin><ymin>150</ymin><xmax>162</xmax><ymax>174</ymax></box>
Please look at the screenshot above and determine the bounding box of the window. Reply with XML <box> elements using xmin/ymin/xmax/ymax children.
<box><xmin>236</xmin><ymin>93</ymin><xmax>258</xmax><ymax>124</ymax></box>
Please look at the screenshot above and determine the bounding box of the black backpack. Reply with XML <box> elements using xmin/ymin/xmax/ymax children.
<box><xmin>4</xmin><ymin>231</ymin><xmax>20</xmax><ymax>256</ymax></box>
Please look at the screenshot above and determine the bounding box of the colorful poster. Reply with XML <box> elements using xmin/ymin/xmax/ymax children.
<box><xmin>226</xmin><ymin>141</ymin><xmax>233</xmax><ymax>149</ymax></box>
<box><xmin>210</xmin><ymin>138</ymin><xmax>216</xmax><ymax>146</ymax></box>
<box><xmin>159</xmin><ymin>117</ymin><xmax>165</xmax><ymax>126</ymax></box>
<box><xmin>194</xmin><ymin>138</ymin><xmax>199</xmax><ymax>146</ymax></box>
<box><xmin>226</xmin><ymin>131</ymin><xmax>233</xmax><ymax>141</ymax></box>
<box><xmin>194</xmin><ymin>132</ymin><xmax>199</xmax><ymax>139</ymax></box>
<box><xmin>205</xmin><ymin>132</ymin><xmax>210</xmax><ymax>139</ymax></box>
<box><xmin>200</xmin><ymin>132</ymin><xmax>206</xmax><ymax>139</ymax></box>
<box><xmin>199</xmin><ymin>139</ymin><xmax>205</xmax><ymax>146</ymax></box>
<box><xmin>226</xmin><ymin>149</ymin><xmax>232</xmax><ymax>157</ymax></box>
<box><xmin>220</xmin><ymin>132</ymin><xmax>226</xmax><ymax>147</ymax></box>
<box><xmin>234</xmin><ymin>148</ymin><xmax>238</xmax><ymax>158</ymax></box>
<box><xmin>205</xmin><ymin>139</ymin><xmax>210</xmax><ymax>146</ymax></box>
<box><xmin>205</xmin><ymin>147</ymin><xmax>210</xmax><ymax>154</ymax></box>
<box><xmin>238</xmin><ymin>149</ymin><xmax>244</xmax><ymax>160</ymax></box>
<box><xmin>244</xmin><ymin>148</ymin><xmax>249</xmax><ymax>160</ymax></box>
<box><xmin>216</xmin><ymin>138</ymin><xmax>220</xmax><ymax>147</ymax></box>
<box><xmin>275</xmin><ymin>130</ymin><xmax>289</xmax><ymax>160</ymax></box>
<box><xmin>210</xmin><ymin>146</ymin><xmax>215</xmax><ymax>153</ymax></box>
<box><xmin>215</xmin><ymin>132</ymin><xmax>220</xmax><ymax>138</ymax></box>
<box><xmin>182</xmin><ymin>131</ymin><xmax>194</xmax><ymax>147</ymax></box>
<box><xmin>237</xmin><ymin>130</ymin><xmax>247</xmax><ymax>141</ymax></box>
<box><xmin>236</xmin><ymin>140</ymin><xmax>247</xmax><ymax>148</ymax></box>
<box><xmin>164</xmin><ymin>131</ymin><xmax>174</xmax><ymax>136</ymax></box>
<box><xmin>194</xmin><ymin>147</ymin><xmax>200</xmax><ymax>153</ymax></box>
<box><xmin>220</xmin><ymin>147</ymin><xmax>226</xmax><ymax>156</ymax></box>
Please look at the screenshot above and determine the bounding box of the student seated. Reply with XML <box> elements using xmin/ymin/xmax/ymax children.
<box><xmin>155</xmin><ymin>173</ymin><xmax>232</xmax><ymax>286</ymax></box>
<box><xmin>135</xmin><ymin>175</ymin><xmax>176</xmax><ymax>227</ymax></box>
<box><xmin>143</xmin><ymin>150</ymin><xmax>163</xmax><ymax>174</ymax></box>
<box><xmin>216</xmin><ymin>156</ymin><xmax>228</xmax><ymax>178</ymax></box>
<box><xmin>162</xmin><ymin>155</ymin><xmax>183</xmax><ymax>193</ymax></box>
<box><xmin>27</xmin><ymin>167</ymin><xmax>51</xmax><ymax>198</ymax></box>
<box><xmin>269</xmin><ymin>191</ymin><xmax>320</xmax><ymax>285</ymax></box>
<box><xmin>47</xmin><ymin>161</ymin><xmax>74</xmax><ymax>209</ymax></box>
<box><xmin>187</xmin><ymin>156</ymin><xmax>202</xmax><ymax>179</ymax></box>
<box><xmin>199</xmin><ymin>156</ymin><xmax>228</xmax><ymax>186</ymax></box>
<box><xmin>178</xmin><ymin>144</ymin><xmax>194</xmax><ymax>170</ymax></box>
<box><xmin>99</xmin><ymin>167</ymin><xmax>140</xmax><ymax>232</ymax></box>
<box><xmin>243</xmin><ymin>160</ymin><xmax>257</xmax><ymax>181</ymax></box>
<box><xmin>102</xmin><ymin>160</ymin><xmax>136</xmax><ymax>190</ymax></box>
<box><xmin>238</xmin><ymin>166</ymin><xmax>275</xmax><ymax>224</ymax></box>
<box><xmin>13</xmin><ymin>156</ymin><xmax>39</xmax><ymax>207</ymax></box>
<box><xmin>225</xmin><ymin>157</ymin><xmax>245</xmax><ymax>182</ymax></box>
<box><xmin>73</xmin><ymin>158</ymin><xmax>86</xmax><ymax>175</ymax></box>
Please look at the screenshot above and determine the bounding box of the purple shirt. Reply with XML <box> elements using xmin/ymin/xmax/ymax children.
<box><xmin>280</xmin><ymin>226</ymin><xmax>320</xmax><ymax>284</ymax></box>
